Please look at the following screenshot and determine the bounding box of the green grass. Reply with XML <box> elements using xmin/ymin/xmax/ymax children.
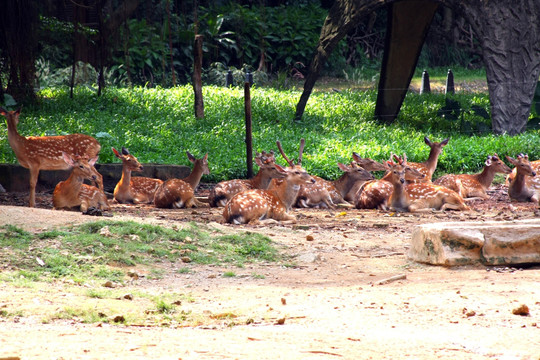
<box><xmin>0</xmin><ymin>221</ymin><xmax>283</xmax><ymax>282</ymax></box>
<box><xmin>0</xmin><ymin>77</ymin><xmax>538</xmax><ymax>181</ymax></box>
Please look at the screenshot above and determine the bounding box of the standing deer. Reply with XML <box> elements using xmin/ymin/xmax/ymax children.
<box><xmin>343</xmin><ymin>152</ymin><xmax>388</xmax><ymax>203</ymax></box>
<box><xmin>295</xmin><ymin>161</ymin><xmax>373</xmax><ymax>208</ymax></box>
<box><xmin>385</xmin><ymin>154</ymin><xmax>469</xmax><ymax>212</ymax></box>
<box><xmin>407</xmin><ymin>137</ymin><xmax>449</xmax><ymax>181</ymax></box>
<box><xmin>223</xmin><ymin>139</ymin><xmax>315</xmax><ymax>224</ymax></box>
<box><xmin>1</xmin><ymin>107</ymin><xmax>101</xmax><ymax>207</ymax></box>
<box><xmin>433</xmin><ymin>154</ymin><xmax>512</xmax><ymax>199</ymax></box>
<box><xmin>506</xmin><ymin>154</ymin><xmax>539</xmax><ymax>203</ymax></box>
<box><xmin>53</xmin><ymin>152</ymin><xmax>110</xmax><ymax>213</ymax></box>
<box><xmin>154</xmin><ymin>152</ymin><xmax>209</xmax><ymax>208</ymax></box>
<box><xmin>112</xmin><ymin>147</ymin><xmax>163</xmax><ymax>204</ymax></box>
<box><xmin>208</xmin><ymin>151</ymin><xmax>287</xmax><ymax>207</ymax></box>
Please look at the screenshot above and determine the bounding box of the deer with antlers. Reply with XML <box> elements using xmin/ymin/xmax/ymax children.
<box><xmin>112</xmin><ymin>147</ymin><xmax>164</xmax><ymax>204</ymax></box>
<box><xmin>223</xmin><ymin>139</ymin><xmax>315</xmax><ymax>224</ymax></box>
<box><xmin>154</xmin><ymin>152</ymin><xmax>209</xmax><ymax>208</ymax></box>
<box><xmin>295</xmin><ymin>161</ymin><xmax>374</xmax><ymax>208</ymax></box>
<box><xmin>52</xmin><ymin>152</ymin><xmax>110</xmax><ymax>214</ymax></box>
<box><xmin>1</xmin><ymin>107</ymin><xmax>102</xmax><ymax>207</ymax></box>
<box><xmin>433</xmin><ymin>154</ymin><xmax>512</xmax><ymax>199</ymax></box>
<box><xmin>208</xmin><ymin>151</ymin><xmax>287</xmax><ymax>207</ymax></box>
<box><xmin>506</xmin><ymin>153</ymin><xmax>539</xmax><ymax>203</ymax></box>
<box><xmin>385</xmin><ymin>154</ymin><xmax>469</xmax><ymax>212</ymax></box>
<box><xmin>406</xmin><ymin>137</ymin><xmax>449</xmax><ymax>181</ymax></box>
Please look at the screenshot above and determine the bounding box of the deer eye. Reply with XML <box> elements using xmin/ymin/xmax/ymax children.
<box><xmin>79</xmin><ymin>165</ymin><xmax>84</xmax><ymax>169</ymax></box>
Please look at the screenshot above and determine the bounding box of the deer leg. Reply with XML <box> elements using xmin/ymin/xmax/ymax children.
<box><xmin>28</xmin><ymin>167</ymin><xmax>40</xmax><ymax>207</ymax></box>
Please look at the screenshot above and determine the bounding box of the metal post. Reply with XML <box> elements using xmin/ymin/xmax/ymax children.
<box><xmin>244</xmin><ymin>81</ymin><xmax>253</xmax><ymax>178</ymax></box>
<box><xmin>420</xmin><ymin>70</ymin><xmax>430</xmax><ymax>94</ymax></box>
<box><xmin>445</xmin><ymin>69</ymin><xmax>455</xmax><ymax>95</ymax></box>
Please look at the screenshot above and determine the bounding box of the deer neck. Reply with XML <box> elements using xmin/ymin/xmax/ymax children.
<box><xmin>65</xmin><ymin>171</ymin><xmax>85</xmax><ymax>192</ymax></box>
<box><xmin>269</xmin><ymin>179</ymin><xmax>301</xmax><ymax>211</ymax></box>
<box><xmin>6</xmin><ymin>119</ymin><xmax>26</xmax><ymax>156</ymax></box>
<box><xmin>509</xmin><ymin>171</ymin><xmax>532</xmax><ymax>199</ymax></box>
<box><xmin>333</xmin><ymin>173</ymin><xmax>355</xmax><ymax>197</ymax></box>
<box><xmin>183</xmin><ymin>165</ymin><xmax>204</xmax><ymax>189</ymax></box>
<box><xmin>118</xmin><ymin>165</ymin><xmax>133</xmax><ymax>192</ymax></box>
<box><xmin>389</xmin><ymin>179</ymin><xmax>408</xmax><ymax>211</ymax></box>
<box><xmin>250</xmin><ymin>168</ymin><xmax>270</xmax><ymax>189</ymax></box>
<box><xmin>473</xmin><ymin>166</ymin><xmax>496</xmax><ymax>189</ymax></box>
<box><xmin>424</xmin><ymin>149</ymin><xmax>442</xmax><ymax>175</ymax></box>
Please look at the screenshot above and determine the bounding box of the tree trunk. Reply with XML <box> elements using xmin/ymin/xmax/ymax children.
<box><xmin>456</xmin><ymin>0</ymin><xmax>540</xmax><ymax>135</ymax></box>
<box><xmin>193</xmin><ymin>35</ymin><xmax>204</xmax><ymax>119</ymax></box>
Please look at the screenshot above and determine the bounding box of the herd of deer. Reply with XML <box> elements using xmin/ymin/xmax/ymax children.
<box><xmin>3</xmin><ymin>107</ymin><xmax>540</xmax><ymax>225</ymax></box>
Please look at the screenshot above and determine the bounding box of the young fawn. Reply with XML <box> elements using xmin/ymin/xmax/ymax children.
<box><xmin>386</xmin><ymin>155</ymin><xmax>469</xmax><ymax>212</ymax></box>
<box><xmin>506</xmin><ymin>157</ymin><xmax>540</xmax><ymax>192</ymax></box>
<box><xmin>154</xmin><ymin>152</ymin><xmax>209</xmax><ymax>208</ymax></box>
<box><xmin>295</xmin><ymin>161</ymin><xmax>373</xmax><ymax>208</ymax></box>
<box><xmin>112</xmin><ymin>147</ymin><xmax>164</xmax><ymax>204</ymax></box>
<box><xmin>433</xmin><ymin>154</ymin><xmax>511</xmax><ymax>199</ymax></box>
<box><xmin>1</xmin><ymin>107</ymin><xmax>101</xmax><ymax>207</ymax></box>
<box><xmin>223</xmin><ymin>139</ymin><xmax>315</xmax><ymax>224</ymax></box>
<box><xmin>208</xmin><ymin>151</ymin><xmax>286</xmax><ymax>207</ymax></box>
<box><xmin>53</xmin><ymin>152</ymin><xmax>110</xmax><ymax>213</ymax></box>
<box><xmin>343</xmin><ymin>152</ymin><xmax>388</xmax><ymax>203</ymax></box>
<box><xmin>506</xmin><ymin>154</ymin><xmax>539</xmax><ymax>202</ymax></box>
<box><xmin>407</xmin><ymin>136</ymin><xmax>449</xmax><ymax>181</ymax></box>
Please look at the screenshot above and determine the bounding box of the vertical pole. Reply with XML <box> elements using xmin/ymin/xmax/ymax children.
<box><xmin>419</xmin><ymin>70</ymin><xmax>430</xmax><ymax>94</ymax></box>
<box><xmin>193</xmin><ymin>34</ymin><xmax>204</xmax><ymax>119</ymax></box>
<box><xmin>244</xmin><ymin>81</ymin><xmax>253</xmax><ymax>178</ymax></box>
<box><xmin>445</xmin><ymin>69</ymin><xmax>455</xmax><ymax>95</ymax></box>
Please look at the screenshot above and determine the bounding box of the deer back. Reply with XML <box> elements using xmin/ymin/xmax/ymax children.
<box><xmin>405</xmin><ymin>182</ymin><xmax>469</xmax><ymax>211</ymax></box>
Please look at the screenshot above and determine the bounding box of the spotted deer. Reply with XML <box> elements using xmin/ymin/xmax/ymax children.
<box><xmin>208</xmin><ymin>151</ymin><xmax>286</xmax><ymax>207</ymax></box>
<box><xmin>154</xmin><ymin>152</ymin><xmax>209</xmax><ymax>208</ymax></box>
<box><xmin>506</xmin><ymin>158</ymin><xmax>540</xmax><ymax>191</ymax></box>
<box><xmin>506</xmin><ymin>154</ymin><xmax>539</xmax><ymax>203</ymax></box>
<box><xmin>407</xmin><ymin>137</ymin><xmax>449</xmax><ymax>181</ymax></box>
<box><xmin>52</xmin><ymin>152</ymin><xmax>110</xmax><ymax>213</ymax></box>
<box><xmin>223</xmin><ymin>139</ymin><xmax>315</xmax><ymax>224</ymax></box>
<box><xmin>433</xmin><ymin>154</ymin><xmax>511</xmax><ymax>199</ymax></box>
<box><xmin>343</xmin><ymin>152</ymin><xmax>388</xmax><ymax>203</ymax></box>
<box><xmin>355</xmin><ymin>154</ymin><xmax>426</xmax><ymax>209</ymax></box>
<box><xmin>295</xmin><ymin>161</ymin><xmax>373</xmax><ymax>208</ymax></box>
<box><xmin>1</xmin><ymin>107</ymin><xmax>102</xmax><ymax>207</ymax></box>
<box><xmin>112</xmin><ymin>147</ymin><xmax>163</xmax><ymax>204</ymax></box>
<box><xmin>385</xmin><ymin>154</ymin><xmax>469</xmax><ymax>212</ymax></box>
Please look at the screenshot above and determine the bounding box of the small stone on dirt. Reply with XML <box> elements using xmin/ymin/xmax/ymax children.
<box><xmin>306</xmin><ymin>234</ymin><xmax>314</xmax><ymax>241</ymax></box>
<box><xmin>512</xmin><ymin>304</ymin><xmax>530</xmax><ymax>316</ymax></box>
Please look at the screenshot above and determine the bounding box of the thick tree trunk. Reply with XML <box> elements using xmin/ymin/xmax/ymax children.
<box><xmin>456</xmin><ymin>0</ymin><xmax>540</xmax><ymax>135</ymax></box>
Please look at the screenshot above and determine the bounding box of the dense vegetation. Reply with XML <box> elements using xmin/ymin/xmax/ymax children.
<box><xmin>1</xmin><ymin>76</ymin><xmax>539</xmax><ymax>183</ymax></box>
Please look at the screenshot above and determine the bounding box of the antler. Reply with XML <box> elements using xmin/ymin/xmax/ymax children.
<box><xmin>276</xmin><ymin>140</ymin><xmax>295</xmax><ymax>167</ymax></box>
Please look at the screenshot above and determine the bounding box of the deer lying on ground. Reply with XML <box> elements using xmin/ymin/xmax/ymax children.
<box><xmin>505</xmin><ymin>157</ymin><xmax>540</xmax><ymax>192</ymax></box>
<box><xmin>154</xmin><ymin>152</ymin><xmax>209</xmax><ymax>208</ymax></box>
<box><xmin>295</xmin><ymin>161</ymin><xmax>373</xmax><ymax>208</ymax></box>
<box><xmin>355</xmin><ymin>155</ymin><xmax>426</xmax><ymax>209</ymax></box>
<box><xmin>406</xmin><ymin>137</ymin><xmax>449</xmax><ymax>181</ymax></box>
<box><xmin>208</xmin><ymin>151</ymin><xmax>286</xmax><ymax>207</ymax></box>
<box><xmin>433</xmin><ymin>154</ymin><xmax>512</xmax><ymax>200</ymax></box>
<box><xmin>112</xmin><ymin>147</ymin><xmax>163</xmax><ymax>204</ymax></box>
<box><xmin>52</xmin><ymin>152</ymin><xmax>110</xmax><ymax>214</ymax></box>
<box><xmin>385</xmin><ymin>154</ymin><xmax>470</xmax><ymax>212</ymax></box>
<box><xmin>1</xmin><ymin>107</ymin><xmax>102</xmax><ymax>207</ymax></box>
<box><xmin>343</xmin><ymin>152</ymin><xmax>388</xmax><ymax>203</ymax></box>
<box><xmin>506</xmin><ymin>154</ymin><xmax>539</xmax><ymax>203</ymax></box>
<box><xmin>223</xmin><ymin>139</ymin><xmax>315</xmax><ymax>224</ymax></box>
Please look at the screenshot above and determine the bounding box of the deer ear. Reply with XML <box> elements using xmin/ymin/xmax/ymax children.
<box><xmin>485</xmin><ymin>158</ymin><xmax>492</xmax><ymax>166</ymax></box>
<box><xmin>337</xmin><ymin>163</ymin><xmax>349</xmax><ymax>172</ymax></box>
<box><xmin>186</xmin><ymin>151</ymin><xmax>195</xmax><ymax>163</ymax></box>
<box><xmin>441</xmin><ymin>138</ymin><xmax>449</xmax><ymax>146</ymax></box>
<box><xmin>0</xmin><ymin>107</ymin><xmax>7</xmax><ymax>116</ymax></box>
<box><xmin>424</xmin><ymin>136</ymin><xmax>431</xmax><ymax>145</ymax></box>
<box><xmin>506</xmin><ymin>155</ymin><xmax>517</xmax><ymax>165</ymax></box>
<box><xmin>112</xmin><ymin>147</ymin><xmax>122</xmax><ymax>158</ymax></box>
<box><xmin>121</xmin><ymin>147</ymin><xmax>130</xmax><ymax>155</ymax></box>
<box><xmin>62</xmin><ymin>152</ymin><xmax>76</xmax><ymax>167</ymax></box>
<box><xmin>89</xmin><ymin>155</ymin><xmax>98</xmax><ymax>166</ymax></box>
<box><xmin>274</xmin><ymin>163</ymin><xmax>287</xmax><ymax>174</ymax></box>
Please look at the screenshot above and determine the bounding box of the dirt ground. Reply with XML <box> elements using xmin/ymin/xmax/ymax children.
<box><xmin>0</xmin><ymin>185</ymin><xmax>539</xmax><ymax>360</ymax></box>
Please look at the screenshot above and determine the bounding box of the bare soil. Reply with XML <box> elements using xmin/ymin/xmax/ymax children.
<box><xmin>0</xmin><ymin>185</ymin><xmax>539</xmax><ymax>360</ymax></box>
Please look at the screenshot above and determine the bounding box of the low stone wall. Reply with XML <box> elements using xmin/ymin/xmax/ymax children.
<box><xmin>0</xmin><ymin>163</ymin><xmax>190</xmax><ymax>193</ymax></box>
<box><xmin>409</xmin><ymin>220</ymin><xmax>540</xmax><ymax>266</ymax></box>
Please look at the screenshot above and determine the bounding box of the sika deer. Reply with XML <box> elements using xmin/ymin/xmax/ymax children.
<box><xmin>433</xmin><ymin>154</ymin><xmax>511</xmax><ymax>199</ymax></box>
<box><xmin>208</xmin><ymin>151</ymin><xmax>286</xmax><ymax>207</ymax></box>
<box><xmin>223</xmin><ymin>139</ymin><xmax>315</xmax><ymax>224</ymax></box>
<box><xmin>385</xmin><ymin>155</ymin><xmax>469</xmax><ymax>212</ymax></box>
<box><xmin>154</xmin><ymin>152</ymin><xmax>209</xmax><ymax>208</ymax></box>
<box><xmin>53</xmin><ymin>152</ymin><xmax>110</xmax><ymax>213</ymax></box>
<box><xmin>295</xmin><ymin>161</ymin><xmax>373</xmax><ymax>208</ymax></box>
<box><xmin>1</xmin><ymin>107</ymin><xmax>102</xmax><ymax>207</ymax></box>
<box><xmin>407</xmin><ymin>137</ymin><xmax>449</xmax><ymax>181</ymax></box>
<box><xmin>343</xmin><ymin>153</ymin><xmax>388</xmax><ymax>203</ymax></box>
<box><xmin>506</xmin><ymin>154</ymin><xmax>539</xmax><ymax>203</ymax></box>
<box><xmin>355</xmin><ymin>154</ymin><xmax>426</xmax><ymax>210</ymax></box>
<box><xmin>112</xmin><ymin>147</ymin><xmax>163</xmax><ymax>204</ymax></box>
<box><xmin>506</xmin><ymin>158</ymin><xmax>540</xmax><ymax>191</ymax></box>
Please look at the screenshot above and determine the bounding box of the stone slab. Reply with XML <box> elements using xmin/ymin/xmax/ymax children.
<box><xmin>408</xmin><ymin>220</ymin><xmax>540</xmax><ymax>266</ymax></box>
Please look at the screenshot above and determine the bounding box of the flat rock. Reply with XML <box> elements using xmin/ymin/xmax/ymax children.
<box><xmin>408</xmin><ymin>220</ymin><xmax>540</xmax><ymax>266</ymax></box>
